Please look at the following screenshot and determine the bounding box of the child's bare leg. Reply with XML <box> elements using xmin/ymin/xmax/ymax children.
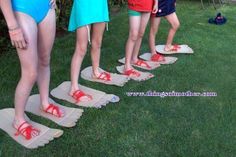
<box><xmin>131</xmin><ymin>12</ymin><xmax>150</xmax><ymax>63</ymax></box>
<box><xmin>69</xmin><ymin>26</ymin><xmax>90</xmax><ymax>101</ymax></box>
<box><xmin>90</xmin><ymin>22</ymin><xmax>106</xmax><ymax>77</ymax></box>
<box><xmin>164</xmin><ymin>12</ymin><xmax>180</xmax><ymax>51</ymax></box>
<box><xmin>13</xmin><ymin>12</ymin><xmax>39</xmax><ymax>137</ymax></box>
<box><xmin>125</xmin><ymin>16</ymin><xmax>141</xmax><ymax>71</ymax></box>
<box><xmin>149</xmin><ymin>17</ymin><xmax>161</xmax><ymax>55</ymax></box>
<box><xmin>37</xmin><ymin>9</ymin><xmax>64</xmax><ymax>116</ymax></box>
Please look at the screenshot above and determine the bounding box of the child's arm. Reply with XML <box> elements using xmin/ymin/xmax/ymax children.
<box><xmin>0</xmin><ymin>0</ymin><xmax>18</xmax><ymax>30</ymax></box>
<box><xmin>49</xmin><ymin>0</ymin><xmax>56</xmax><ymax>9</ymax></box>
<box><xmin>0</xmin><ymin>0</ymin><xmax>27</xmax><ymax>49</ymax></box>
<box><xmin>152</xmin><ymin>0</ymin><xmax>158</xmax><ymax>13</ymax></box>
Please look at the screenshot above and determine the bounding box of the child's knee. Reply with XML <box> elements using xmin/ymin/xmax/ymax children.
<box><xmin>129</xmin><ymin>31</ymin><xmax>139</xmax><ymax>41</ymax></box>
<box><xmin>138</xmin><ymin>30</ymin><xmax>145</xmax><ymax>38</ymax></box>
<box><xmin>24</xmin><ymin>68</ymin><xmax>38</xmax><ymax>83</ymax></box>
<box><xmin>75</xmin><ymin>44</ymin><xmax>87</xmax><ymax>57</ymax></box>
<box><xmin>39</xmin><ymin>55</ymin><xmax>51</xmax><ymax>67</ymax></box>
<box><xmin>172</xmin><ymin>21</ymin><xmax>180</xmax><ymax>31</ymax></box>
<box><xmin>150</xmin><ymin>26</ymin><xmax>158</xmax><ymax>35</ymax></box>
<box><xmin>91</xmin><ymin>40</ymin><xmax>102</xmax><ymax>50</ymax></box>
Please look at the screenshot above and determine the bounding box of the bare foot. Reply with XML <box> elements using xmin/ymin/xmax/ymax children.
<box><xmin>92</xmin><ymin>69</ymin><xmax>101</xmax><ymax>79</ymax></box>
<box><xmin>124</xmin><ymin>64</ymin><xmax>133</xmax><ymax>72</ymax></box>
<box><xmin>164</xmin><ymin>45</ymin><xmax>174</xmax><ymax>51</ymax></box>
<box><xmin>124</xmin><ymin>68</ymin><xmax>141</xmax><ymax>77</ymax></box>
<box><xmin>132</xmin><ymin>59</ymin><xmax>152</xmax><ymax>69</ymax></box>
<box><xmin>130</xmin><ymin>58</ymin><xmax>139</xmax><ymax>65</ymax></box>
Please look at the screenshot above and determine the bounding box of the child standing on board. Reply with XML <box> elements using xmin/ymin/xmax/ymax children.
<box><xmin>123</xmin><ymin>0</ymin><xmax>158</xmax><ymax>77</ymax></box>
<box><xmin>149</xmin><ymin>0</ymin><xmax>180</xmax><ymax>61</ymax></box>
<box><xmin>0</xmin><ymin>0</ymin><xmax>64</xmax><ymax>140</ymax></box>
<box><xmin>68</xmin><ymin>0</ymin><xmax>110</xmax><ymax>102</ymax></box>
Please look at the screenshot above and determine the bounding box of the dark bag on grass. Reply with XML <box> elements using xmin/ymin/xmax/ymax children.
<box><xmin>208</xmin><ymin>13</ymin><xmax>227</xmax><ymax>25</ymax></box>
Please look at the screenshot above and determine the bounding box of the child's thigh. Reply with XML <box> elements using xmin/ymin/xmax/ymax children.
<box><xmin>129</xmin><ymin>15</ymin><xmax>141</xmax><ymax>33</ymax></box>
<box><xmin>165</xmin><ymin>12</ymin><xmax>180</xmax><ymax>26</ymax></box>
<box><xmin>15</xmin><ymin>12</ymin><xmax>38</xmax><ymax>69</ymax></box>
<box><xmin>136</xmin><ymin>12</ymin><xmax>151</xmax><ymax>34</ymax></box>
<box><xmin>150</xmin><ymin>17</ymin><xmax>161</xmax><ymax>29</ymax></box>
<box><xmin>76</xmin><ymin>26</ymin><xmax>88</xmax><ymax>44</ymax></box>
<box><xmin>91</xmin><ymin>22</ymin><xmax>106</xmax><ymax>41</ymax></box>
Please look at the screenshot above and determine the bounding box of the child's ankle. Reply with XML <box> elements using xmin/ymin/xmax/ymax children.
<box><xmin>13</xmin><ymin>117</ymin><xmax>26</xmax><ymax>127</ymax></box>
<box><xmin>164</xmin><ymin>45</ymin><xmax>172</xmax><ymax>51</ymax></box>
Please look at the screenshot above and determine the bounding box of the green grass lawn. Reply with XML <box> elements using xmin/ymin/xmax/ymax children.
<box><xmin>0</xmin><ymin>1</ymin><xmax>236</xmax><ymax>157</ymax></box>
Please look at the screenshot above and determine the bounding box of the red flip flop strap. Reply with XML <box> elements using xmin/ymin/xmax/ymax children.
<box><xmin>45</xmin><ymin>104</ymin><xmax>62</xmax><ymax>117</ymax></box>
<box><xmin>170</xmin><ymin>48</ymin><xmax>178</xmax><ymax>52</ymax></box>
<box><xmin>24</xmin><ymin>126</ymin><xmax>34</xmax><ymax>140</ymax></box>
<box><xmin>152</xmin><ymin>54</ymin><xmax>165</xmax><ymax>62</ymax></box>
<box><xmin>135</xmin><ymin>60</ymin><xmax>143</xmax><ymax>66</ymax></box>
<box><xmin>151</xmin><ymin>54</ymin><xmax>161</xmax><ymax>61</ymax></box>
<box><xmin>98</xmin><ymin>72</ymin><xmax>111</xmax><ymax>81</ymax></box>
<box><xmin>173</xmin><ymin>44</ymin><xmax>181</xmax><ymax>49</ymax></box>
<box><xmin>105</xmin><ymin>72</ymin><xmax>111</xmax><ymax>80</ymax></box>
<box><xmin>132</xmin><ymin>70</ymin><xmax>141</xmax><ymax>77</ymax></box>
<box><xmin>15</xmin><ymin>121</ymin><xmax>28</xmax><ymax>134</ymax></box>
<box><xmin>136</xmin><ymin>60</ymin><xmax>151</xmax><ymax>68</ymax></box>
<box><xmin>15</xmin><ymin>123</ymin><xmax>40</xmax><ymax>140</ymax></box>
<box><xmin>165</xmin><ymin>45</ymin><xmax>179</xmax><ymax>52</ymax></box>
<box><xmin>23</xmin><ymin>126</ymin><xmax>40</xmax><ymax>140</ymax></box>
<box><xmin>124</xmin><ymin>69</ymin><xmax>132</xmax><ymax>75</ymax></box>
<box><xmin>125</xmin><ymin>69</ymin><xmax>141</xmax><ymax>77</ymax></box>
<box><xmin>51</xmin><ymin>104</ymin><xmax>61</xmax><ymax>117</ymax></box>
<box><xmin>72</xmin><ymin>90</ymin><xmax>92</xmax><ymax>102</ymax></box>
<box><xmin>73</xmin><ymin>90</ymin><xmax>85</xmax><ymax>101</ymax></box>
<box><xmin>45</xmin><ymin>104</ymin><xmax>53</xmax><ymax>112</ymax></box>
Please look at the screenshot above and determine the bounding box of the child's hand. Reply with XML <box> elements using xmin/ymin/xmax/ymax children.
<box><xmin>50</xmin><ymin>0</ymin><xmax>57</xmax><ymax>9</ymax></box>
<box><xmin>9</xmin><ymin>27</ymin><xmax>28</xmax><ymax>49</ymax></box>
<box><xmin>152</xmin><ymin>0</ymin><xmax>158</xmax><ymax>14</ymax></box>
